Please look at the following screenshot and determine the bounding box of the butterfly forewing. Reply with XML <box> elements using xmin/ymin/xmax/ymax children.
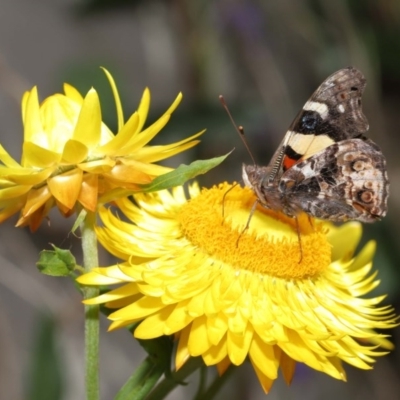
<box><xmin>282</xmin><ymin>67</ymin><xmax>369</xmax><ymax>170</ymax></box>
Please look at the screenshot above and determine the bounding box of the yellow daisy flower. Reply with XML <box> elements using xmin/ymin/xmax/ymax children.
<box><xmin>0</xmin><ymin>69</ymin><xmax>203</xmax><ymax>230</ymax></box>
<box><xmin>77</xmin><ymin>183</ymin><xmax>397</xmax><ymax>393</ymax></box>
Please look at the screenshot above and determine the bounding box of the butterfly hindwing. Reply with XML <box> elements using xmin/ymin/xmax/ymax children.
<box><xmin>279</xmin><ymin>138</ymin><xmax>389</xmax><ymax>222</ymax></box>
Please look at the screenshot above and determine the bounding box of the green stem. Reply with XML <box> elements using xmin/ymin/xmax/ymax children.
<box><xmin>146</xmin><ymin>357</ymin><xmax>203</xmax><ymax>400</ymax></box>
<box><xmin>199</xmin><ymin>365</ymin><xmax>235</xmax><ymax>400</ymax></box>
<box><xmin>193</xmin><ymin>364</ymin><xmax>207</xmax><ymax>400</ymax></box>
<box><xmin>81</xmin><ymin>211</ymin><xmax>100</xmax><ymax>400</ymax></box>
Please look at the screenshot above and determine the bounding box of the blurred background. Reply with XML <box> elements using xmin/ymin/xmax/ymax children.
<box><xmin>0</xmin><ymin>0</ymin><xmax>400</xmax><ymax>399</ymax></box>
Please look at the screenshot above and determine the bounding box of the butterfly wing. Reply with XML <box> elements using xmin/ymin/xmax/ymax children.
<box><xmin>268</xmin><ymin>67</ymin><xmax>369</xmax><ymax>183</ymax></box>
<box><xmin>243</xmin><ymin>66</ymin><xmax>389</xmax><ymax>222</ymax></box>
<box><xmin>279</xmin><ymin>138</ymin><xmax>389</xmax><ymax>222</ymax></box>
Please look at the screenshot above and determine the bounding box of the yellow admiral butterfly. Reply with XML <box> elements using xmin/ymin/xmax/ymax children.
<box><xmin>242</xmin><ymin>67</ymin><xmax>389</xmax><ymax>223</ymax></box>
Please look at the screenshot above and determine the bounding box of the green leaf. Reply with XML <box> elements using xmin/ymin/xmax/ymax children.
<box><xmin>37</xmin><ymin>245</ymin><xmax>77</xmax><ymax>277</ymax></box>
<box><xmin>145</xmin><ymin>357</ymin><xmax>204</xmax><ymax>400</ymax></box>
<box><xmin>114</xmin><ymin>337</ymin><xmax>174</xmax><ymax>400</ymax></box>
<box><xmin>114</xmin><ymin>357</ymin><xmax>164</xmax><ymax>400</ymax></box>
<box><xmin>25</xmin><ymin>313</ymin><xmax>64</xmax><ymax>400</ymax></box>
<box><xmin>139</xmin><ymin>152</ymin><xmax>231</xmax><ymax>192</ymax></box>
<box><xmin>138</xmin><ymin>336</ymin><xmax>174</xmax><ymax>378</ymax></box>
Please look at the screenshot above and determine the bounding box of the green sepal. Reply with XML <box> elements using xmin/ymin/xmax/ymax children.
<box><xmin>71</xmin><ymin>207</ymin><xmax>87</xmax><ymax>233</ymax></box>
<box><xmin>37</xmin><ymin>245</ymin><xmax>77</xmax><ymax>277</ymax></box>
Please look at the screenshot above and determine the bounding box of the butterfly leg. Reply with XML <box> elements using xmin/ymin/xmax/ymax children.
<box><xmin>236</xmin><ymin>199</ymin><xmax>259</xmax><ymax>247</ymax></box>
<box><xmin>307</xmin><ymin>214</ymin><xmax>315</xmax><ymax>231</ymax></box>
<box><xmin>295</xmin><ymin>216</ymin><xmax>303</xmax><ymax>263</ymax></box>
<box><xmin>221</xmin><ymin>182</ymin><xmax>240</xmax><ymax>223</ymax></box>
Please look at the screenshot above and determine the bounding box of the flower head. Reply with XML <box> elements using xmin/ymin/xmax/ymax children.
<box><xmin>0</xmin><ymin>69</ymin><xmax>203</xmax><ymax>230</ymax></box>
<box><xmin>78</xmin><ymin>183</ymin><xmax>397</xmax><ymax>393</ymax></box>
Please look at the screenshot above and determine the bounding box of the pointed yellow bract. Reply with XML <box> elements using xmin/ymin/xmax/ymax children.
<box><xmin>0</xmin><ymin>70</ymin><xmax>204</xmax><ymax>230</ymax></box>
<box><xmin>77</xmin><ymin>182</ymin><xmax>398</xmax><ymax>393</ymax></box>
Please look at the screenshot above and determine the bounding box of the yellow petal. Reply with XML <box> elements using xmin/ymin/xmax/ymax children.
<box><xmin>72</xmin><ymin>88</ymin><xmax>101</xmax><ymax>147</ymax></box>
<box><xmin>0</xmin><ymin>144</ymin><xmax>20</xmax><ymax>168</ymax></box>
<box><xmin>63</xmin><ymin>83</ymin><xmax>84</xmax><ymax>104</ymax></box>
<box><xmin>129</xmin><ymin>92</ymin><xmax>181</xmax><ymax>152</ymax></box>
<box><xmin>22</xmin><ymin>185</ymin><xmax>52</xmax><ymax>217</ymax></box>
<box><xmin>132</xmin><ymin>135</ymin><xmax>203</xmax><ymax>163</ymax></box>
<box><xmin>227</xmin><ymin>325</ymin><xmax>253</xmax><ymax>365</ymax></box>
<box><xmin>47</xmin><ymin>168</ymin><xmax>83</xmax><ymax>209</ymax></box>
<box><xmin>21</xmin><ymin>90</ymin><xmax>30</xmax><ymax>124</ymax></box>
<box><xmin>40</xmin><ymin>95</ymin><xmax>79</xmax><ymax>143</ymax></box>
<box><xmin>0</xmin><ymin>185</ymin><xmax>32</xmax><ymax>200</ymax></box>
<box><xmin>176</xmin><ymin>326</ymin><xmax>191</xmax><ymax>370</ymax></box>
<box><xmin>328</xmin><ymin>222</ymin><xmax>362</xmax><ymax>261</ymax></box>
<box><xmin>134</xmin><ymin>306</ymin><xmax>175</xmax><ymax>339</ymax></box>
<box><xmin>349</xmin><ymin>240</ymin><xmax>376</xmax><ymax>272</ymax></box>
<box><xmin>23</xmin><ymin>87</ymin><xmax>42</xmax><ymax>144</ymax></box>
<box><xmin>117</xmin><ymin>159</ymin><xmax>172</xmax><ymax>176</ymax></box>
<box><xmin>62</xmin><ymin>139</ymin><xmax>89</xmax><ymax>164</ymax></box>
<box><xmin>105</xmin><ymin>164</ymin><xmax>152</xmax><ymax>185</ymax></box>
<box><xmin>250</xmin><ymin>361</ymin><xmax>275</xmax><ymax>394</ymax></box>
<box><xmin>78</xmin><ymin>173</ymin><xmax>98</xmax><ymax>212</ymax></box>
<box><xmin>136</xmin><ymin>88</ymin><xmax>150</xmax><ymax>133</ymax></box>
<box><xmin>22</xmin><ymin>142</ymin><xmax>60</xmax><ymax>168</ymax></box>
<box><xmin>110</xmin><ymin>296</ymin><xmax>165</xmax><ymax>321</ymax></box>
<box><xmin>21</xmin><ymin>198</ymin><xmax>54</xmax><ymax>231</ymax></box>
<box><xmin>163</xmin><ymin>92</ymin><xmax>182</xmax><ymax>117</ymax></box>
<box><xmin>128</xmin><ymin>115</ymin><xmax>171</xmax><ymax>152</ymax></box>
<box><xmin>216</xmin><ymin>357</ymin><xmax>231</xmax><ymax>376</ymax></box>
<box><xmin>101</xmin><ymin>68</ymin><xmax>124</xmax><ymax>130</ymax></box>
<box><xmin>248</xmin><ymin>335</ymin><xmax>279</xmax><ymax>380</ymax></box>
<box><xmin>88</xmin><ymin>283</ymin><xmax>140</xmax><ymax>305</ymax></box>
<box><xmin>164</xmin><ymin>300</ymin><xmax>194</xmax><ymax>335</ymax></box>
<box><xmin>78</xmin><ymin>266</ymin><xmax>128</xmax><ymax>286</ymax></box>
<box><xmin>96</xmin><ymin>112</ymin><xmax>139</xmax><ymax>156</ymax></box>
<box><xmin>206</xmin><ymin>313</ymin><xmax>228</xmax><ymax>346</ymax></box>
<box><xmin>0</xmin><ymin>202</ymin><xmax>25</xmax><ymax>223</ymax></box>
<box><xmin>279</xmin><ymin>349</ymin><xmax>296</xmax><ymax>385</ymax></box>
<box><xmin>188</xmin><ymin>316</ymin><xmax>212</xmax><ymax>356</ymax></box>
<box><xmin>1</xmin><ymin>168</ymin><xmax>53</xmax><ymax>186</ymax></box>
<box><xmin>202</xmin><ymin>339</ymin><xmax>228</xmax><ymax>366</ymax></box>
<box><xmin>78</xmin><ymin>158</ymin><xmax>115</xmax><ymax>173</ymax></box>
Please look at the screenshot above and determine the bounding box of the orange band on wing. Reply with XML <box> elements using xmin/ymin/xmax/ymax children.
<box><xmin>283</xmin><ymin>156</ymin><xmax>298</xmax><ymax>171</ymax></box>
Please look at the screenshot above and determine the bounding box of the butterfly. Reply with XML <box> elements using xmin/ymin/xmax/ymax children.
<box><xmin>242</xmin><ymin>67</ymin><xmax>389</xmax><ymax>223</ymax></box>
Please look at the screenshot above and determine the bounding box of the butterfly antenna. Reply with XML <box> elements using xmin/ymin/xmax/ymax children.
<box><xmin>219</xmin><ymin>95</ymin><xmax>257</xmax><ymax>165</ymax></box>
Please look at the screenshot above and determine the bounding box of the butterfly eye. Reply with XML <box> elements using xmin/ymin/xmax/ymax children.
<box><xmin>301</xmin><ymin>113</ymin><xmax>318</xmax><ymax>130</ymax></box>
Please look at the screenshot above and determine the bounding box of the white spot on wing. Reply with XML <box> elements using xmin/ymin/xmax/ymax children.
<box><xmin>303</xmin><ymin>101</ymin><xmax>329</xmax><ymax>119</ymax></box>
<box><xmin>337</xmin><ymin>104</ymin><xmax>345</xmax><ymax>113</ymax></box>
<box><xmin>297</xmin><ymin>162</ymin><xmax>315</xmax><ymax>178</ymax></box>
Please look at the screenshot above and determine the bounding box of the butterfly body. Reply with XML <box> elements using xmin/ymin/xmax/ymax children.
<box><xmin>243</xmin><ymin>67</ymin><xmax>389</xmax><ymax>223</ymax></box>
